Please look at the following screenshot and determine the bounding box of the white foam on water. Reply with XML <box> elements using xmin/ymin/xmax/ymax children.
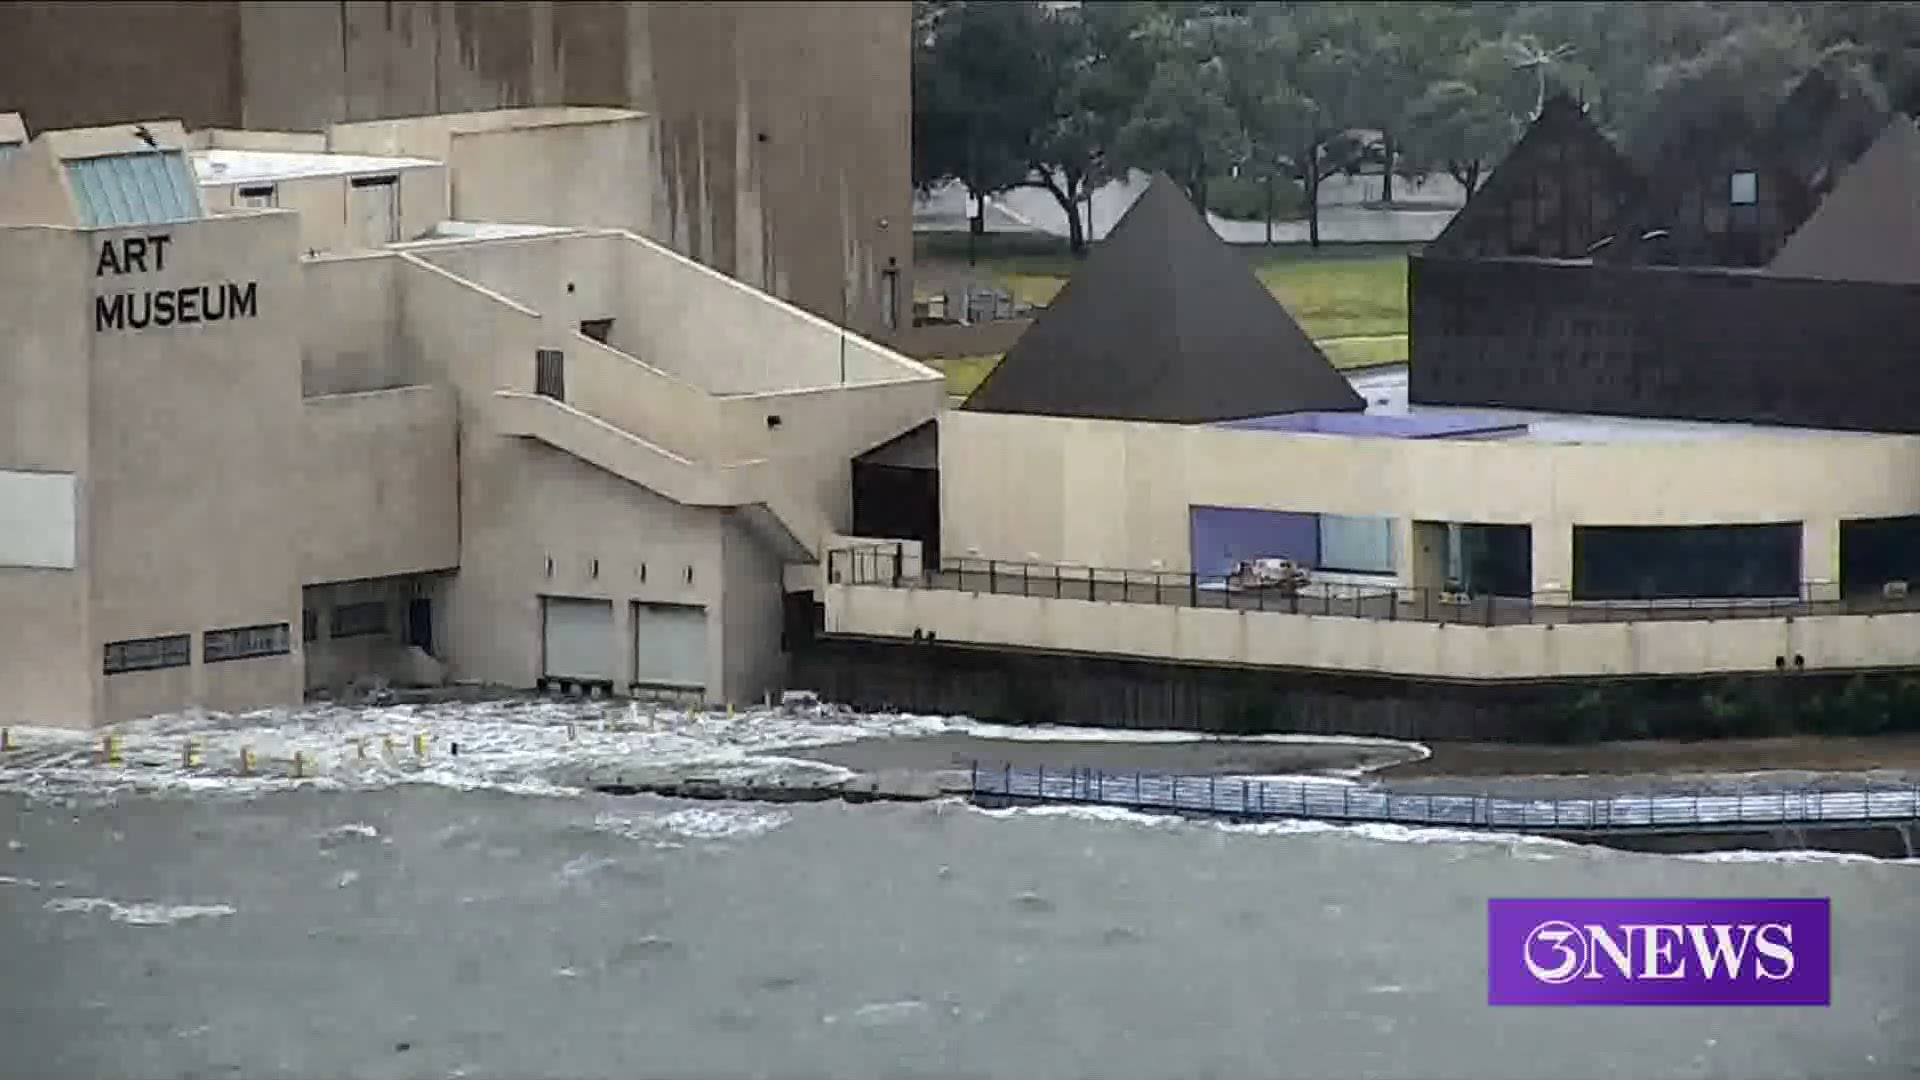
<box><xmin>0</xmin><ymin>699</ymin><xmax>1417</xmax><ymax>804</ymax></box>
<box><xmin>45</xmin><ymin>895</ymin><xmax>237</xmax><ymax>926</ymax></box>
<box><xmin>591</xmin><ymin>805</ymin><xmax>791</xmax><ymax>844</ymax></box>
<box><xmin>1677</xmin><ymin>848</ymin><xmax>1920</xmax><ymax>866</ymax></box>
<box><xmin>0</xmin><ymin>874</ymin><xmax>43</xmax><ymax>889</ymax></box>
<box><xmin>970</xmin><ymin>800</ymin><xmax>1584</xmax><ymax>853</ymax></box>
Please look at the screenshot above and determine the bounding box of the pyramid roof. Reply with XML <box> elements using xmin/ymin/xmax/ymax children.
<box><xmin>1767</xmin><ymin>117</ymin><xmax>1920</xmax><ymax>284</ymax></box>
<box><xmin>961</xmin><ymin>174</ymin><xmax>1363</xmax><ymax>423</ymax></box>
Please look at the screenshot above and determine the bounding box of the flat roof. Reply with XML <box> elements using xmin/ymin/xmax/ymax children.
<box><xmin>1317</xmin><ymin>364</ymin><xmax>1885</xmax><ymax>443</ymax></box>
<box><xmin>400</xmin><ymin>220</ymin><xmax>579</xmax><ymax>242</ymax></box>
<box><xmin>192</xmin><ymin>148</ymin><xmax>439</xmax><ymax>185</ymax></box>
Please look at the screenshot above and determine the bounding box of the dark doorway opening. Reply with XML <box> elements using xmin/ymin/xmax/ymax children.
<box><xmin>850</xmin><ymin>423</ymin><xmax>940</xmax><ymax>562</ymax></box>
<box><xmin>406</xmin><ymin>597</ymin><xmax>434</xmax><ymax>656</ymax></box>
<box><xmin>579</xmin><ymin>318</ymin><xmax>614</xmax><ymax>345</ymax></box>
<box><xmin>1454</xmin><ymin>523</ymin><xmax>1532</xmax><ymax>596</ymax></box>
<box><xmin>1841</xmin><ymin>515</ymin><xmax>1920</xmax><ymax>596</ymax></box>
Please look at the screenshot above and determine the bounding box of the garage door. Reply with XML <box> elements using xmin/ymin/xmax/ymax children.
<box><xmin>633</xmin><ymin>602</ymin><xmax>707</xmax><ymax>691</ymax></box>
<box><xmin>542</xmin><ymin>597</ymin><xmax>615</xmax><ymax>682</ymax></box>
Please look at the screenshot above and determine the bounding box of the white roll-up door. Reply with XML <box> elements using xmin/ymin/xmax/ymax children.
<box><xmin>632</xmin><ymin>602</ymin><xmax>708</xmax><ymax>691</ymax></box>
<box><xmin>542</xmin><ymin>597</ymin><xmax>615</xmax><ymax>682</ymax></box>
<box><xmin>348</xmin><ymin>174</ymin><xmax>400</xmax><ymax>247</ymax></box>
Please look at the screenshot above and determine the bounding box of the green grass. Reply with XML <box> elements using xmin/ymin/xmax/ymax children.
<box><xmin>932</xmin><ymin>354</ymin><xmax>1002</xmax><ymax>398</ymax></box>
<box><xmin>1317</xmin><ymin>333</ymin><xmax>1408</xmax><ymax>369</ymax></box>
<box><xmin>931</xmin><ymin>333</ymin><xmax>1402</xmax><ymax>398</ymax></box>
<box><xmin>918</xmin><ymin>238</ymin><xmax>1411</xmax><ymax>342</ymax></box>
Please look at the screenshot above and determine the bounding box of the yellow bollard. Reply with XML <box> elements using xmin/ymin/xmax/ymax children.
<box><xmin>102</xmin><ymin>732</ymin><xmax>122</xmax><ymax>766</ymax></box>
<box><xmin>239</xmin><ymin>745</ymin><xmax>255</xmax><ymax>775</ymax></box>
<box><xmin>291</xmin><ymin>751</ymin><xmax>307</xmax><ymax>779</ymax></box>
<box><xmin>181</xmin><ymin>739</ymin><xmax>200</xmax><ymax>769</ymax></box>
<box><xmin>412</xmin><ymin>732</ymin><xmax>427</xmax><ymax>760</ymax></box>
<box><xmin>382</xmin><ymin>734</ymin><xmax>396</xmax><ymax>759</ymax></box>
<box><xmin>353</xmin><ymin>737</ymin><xmax>367</xmax><ymax>762</ymax></box>
<box><xmin>727</xmin><ymin>703</ymin><xmax>735</xmax><ymax>719</ymax></box>
<box><xmin>1</xmin><ymin>727</ymin><xmax>13</xmax><ymax>752</ymax></box>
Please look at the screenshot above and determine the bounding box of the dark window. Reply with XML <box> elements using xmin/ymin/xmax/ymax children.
<box><xmin>303</xmin><ymin>608</ymin><xmax>318</xmax><ymax>643</ymax></box>
<box><xmin>578</xmin><ymin>319</ymin><xmax>613</xmax><ymax>345</ymax></box>
<box><xmin>535</xmin><ymin>348</ymin><xmax>565</xmax><ymax>399</ymax></box>
<box><xmin>104</xmin><ymin>634</ymin><xmax>191</xmax><ymax>675</ymax></box>
<box><xmin>331</xmin><ymin>601</ymin><xmax>388</xmax><ymax>639</ymax></box>
<box><xmin>349</xmin><ymin>174</ymin><xmax>398</xmax><ymax>189</ymax></box>
<box><xmin>1573</xmin><ymin>524</ymin><xmax>1801</xmax><ymax>600</ymax></box>
<box><xmin>205</xmin><ymin>623</ymin><xmax>291</xmax><ymax>664</ymax></box>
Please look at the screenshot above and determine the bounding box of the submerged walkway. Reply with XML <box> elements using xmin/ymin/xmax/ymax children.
<box><xmin>970</xmin><ymin>763</ymin><xmax>1920</xmax><ymax>833</ymax></box>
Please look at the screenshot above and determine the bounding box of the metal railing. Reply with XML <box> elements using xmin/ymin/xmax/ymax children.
<box><xmin>826</xmin><ymin>545</ymin><xmax>1920</xmax><ymax>628</ymax></box>
<box><xmin>970</xmin><ymin>762</ymin><xmax>1920</xmax><ymax>832</ymax></box>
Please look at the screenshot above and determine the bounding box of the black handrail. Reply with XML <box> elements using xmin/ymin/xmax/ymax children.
<box><xmin>825</xmin><ymin>545</ymin><xmax>1913</xmax><ymax>628</ymax></box>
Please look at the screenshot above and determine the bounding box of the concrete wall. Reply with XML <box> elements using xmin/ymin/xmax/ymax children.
<box><xmin>327</xmin><ymin>108</ymin><xmax>654</xmax><ymax>235</ymax></box>
<box><xmin>83</xmin><ymin>211</ymin><xmax>305</xmax><ymax>722</ymax></box>
<box><xmin>0</xmin><ymin>139</ymin><xmax>80</xmax><ymax>226</ymax></box>
<box><xmin>721</xmin><ymin>513</ymin><xmax>788</xmax><ymax>702</ymax></box>
<box><xmin>202</xmin><ymin>163</ymin><xmax>445</xmax><ymax>254</ymax></box>
<box><xmin>299</xmin><ymin>386</ymin><xmax>459</xmax><ymax>586</ymax></box>
<box><xmin>0</xmin><ymin>2</ymin><xmax>914</xmax><ymax>338</ymax></box>
<box><xmin>0</xmin><ymin>226</ymin><xmax>93</xmax><ymax>728</ymax></box>
<box><xmin>300</xmin><ymin>254</ymin><xmax>417</xmax><ymax>395</ymax></box>
<box><xmin>940</xmin><ymin>411</ymin><xmax>1920</xmax><ymax>596</ymax></box>
<box><xmin>825</xmin><ymin>584</ymin><xmax>1920</xmax><ymax>681</ymax></box>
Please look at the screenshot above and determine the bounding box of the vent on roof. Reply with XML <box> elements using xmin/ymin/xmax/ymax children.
<box><xmin>64</xmin><ymin>150</ymin><xmax>201</xmax><ymax>228</ymax></box>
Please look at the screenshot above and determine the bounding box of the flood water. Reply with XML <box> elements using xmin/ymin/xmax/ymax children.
<box><xmin>4</xmin><ymin>779</ymin><xmax>1917</xmax><ymax>1080</ymax></box>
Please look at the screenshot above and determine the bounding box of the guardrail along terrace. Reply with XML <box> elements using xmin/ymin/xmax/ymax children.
<box><xmin>970</xmin><ymin>763</ymin><xmax>1920</xmax><ymax>832</ymax></box>
<box><xmin>828</xmin><ymin>546</ymin><xmax>1920</xmax><ymax>627</ymax></box>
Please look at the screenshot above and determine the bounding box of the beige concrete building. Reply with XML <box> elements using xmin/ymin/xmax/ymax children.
<box><xmin>0</xmin><ymin>111</ymin><xmax>941</xmax><ymax>730</ymax></box>
<box><xmin>0</xmin><ymin>2</ymin><xmax>912</xmax><ymax>339</ymax></box>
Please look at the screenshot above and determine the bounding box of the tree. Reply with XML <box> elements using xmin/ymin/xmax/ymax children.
<box><xmin>911</xmin><ymin>1</ymin><xmax>1054</xmax><ymax>257</ymax></box>
<box><xmin>1221</xmin><ymin>5</ymin><xmax>1366</xmax><ymax>247</ymax></box>
<box><xmin>1398</xmin><ymin>78</ymin><xmax>1525</xmax><ymax>196</ymax></box>
<box><xmin>1113</xmin><ymin>14</ymin><xmax>1243</xmax><ymax>214</ymax></box>
<box><xmin>1017</xmin><ymin>3</ymin><xmax>1157</xmax><ymax>254</ymax></box>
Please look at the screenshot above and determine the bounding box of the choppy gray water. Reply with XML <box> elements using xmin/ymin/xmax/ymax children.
<box><xmin>2</xmin><ymin>786</ymin><xmax>1917</xmax><ymax>1080</ymax></box>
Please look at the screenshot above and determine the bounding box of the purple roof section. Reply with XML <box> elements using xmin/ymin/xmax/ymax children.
<box><xmin>1217</xmin><ymin>411</ymin><xmax>1530</xmax><ymax>440</ymax></box>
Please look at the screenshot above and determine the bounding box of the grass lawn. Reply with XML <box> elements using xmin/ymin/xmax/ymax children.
<box><xmin>919</xmin><ymin>238</ymin><xmax>1411</xmax><ymax>342</ymax></box>
<box><xmin>930</xmin><ymin>333</ymin><xmax>1404</xmax><ymax>398</ymax></box>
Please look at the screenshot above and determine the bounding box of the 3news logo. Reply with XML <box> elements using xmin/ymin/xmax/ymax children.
<box><xmin>1487</xmin><ymin>898</ymin><xmax>1831</xmax><ymax>1006</ymax></box>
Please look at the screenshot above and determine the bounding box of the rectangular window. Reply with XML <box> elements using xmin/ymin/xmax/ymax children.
<box><xmin>0</xmin><ymin>469</ymin><xmax>76</xmax><ymax>569</ymax></box>
<box><xmin>535</xmin><ymin>348</ymin><xmax>565</xmax><ymax>399</ymax></box>
<box><xmin>65</xmin><ymin>150</ymin><xmax>202</xmax><ymax>227</ymax></box>
<box><xmin>1318</xmin><ymin>514</ymin><xmax>1396</xmax><ymax>575</ymax></box>
<box><xmin>578</xmin><ymin>319</ymin><xmax>613</xmax><ymax>345</ymax></box>
<box><xmin>881</xmin><ymin>268</ymin><xmax>900</xmax><ymax>331</ymax></box>
<box><xmin>237</xmin><ymin>184</ymin><xmax>277</xmax><ymax>208</ymax></box>
<box><xmin>331</xmin><ymin>600</ymin><xmax>388</xmax><ymax>639</ymax></box>
<box><xmin>303</xmin><ymin>608</ymin><xmax>319</xmax><ymax>643</ymax></box>
<box><xmin>1573</xmin><ymin>523</ymin><xmax>1800</xmax><ymax>600</ymax></box>
<box><xmin>1729</xmin><ymin>170</ymin><xmax>1758</xmax><ymax>206</ymax></box>
<box><xmin>204</xmin><ymin>623</ymin><xmax>291</xmax><ymax>664</ymax></box>
<box><xmin>104</xmin><ymin>634</ymin><xmax>191</xmax><ymax>675</ymax></box>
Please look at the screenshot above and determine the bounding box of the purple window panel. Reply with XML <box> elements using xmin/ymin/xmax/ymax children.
<box><xmin>1188</xmin><ymin>505</ymin><xmax>1320</xmax><ymax>577</ymax></box>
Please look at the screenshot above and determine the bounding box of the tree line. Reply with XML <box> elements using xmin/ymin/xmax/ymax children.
<box><xmin>914</xmin><ymin>1</ymin><xmax>1920</xmax><ymax>250</ymax></box>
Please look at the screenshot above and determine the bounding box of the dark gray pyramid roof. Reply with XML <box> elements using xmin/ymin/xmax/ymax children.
<box><xmin>1768</xmin><ymin>117</ymin><xmax>1920</xmax><ymax>284</ymax></box>
<box><xmin>961</xmin><ymin>174</ymin><xmax>1363</xmax><ymax>423</ymax></box>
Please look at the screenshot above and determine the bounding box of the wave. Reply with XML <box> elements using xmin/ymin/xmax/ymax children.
<box><xmin>44</xmin><ymin>895</ymin><xmax>236</xmax><ymax>926</ymax></box>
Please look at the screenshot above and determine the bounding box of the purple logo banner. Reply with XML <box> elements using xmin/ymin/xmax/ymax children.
<box><xmin>1487</xmin><ymin>898</ymin><xmax>1830</xmax><ymax>1006</ymax></box>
